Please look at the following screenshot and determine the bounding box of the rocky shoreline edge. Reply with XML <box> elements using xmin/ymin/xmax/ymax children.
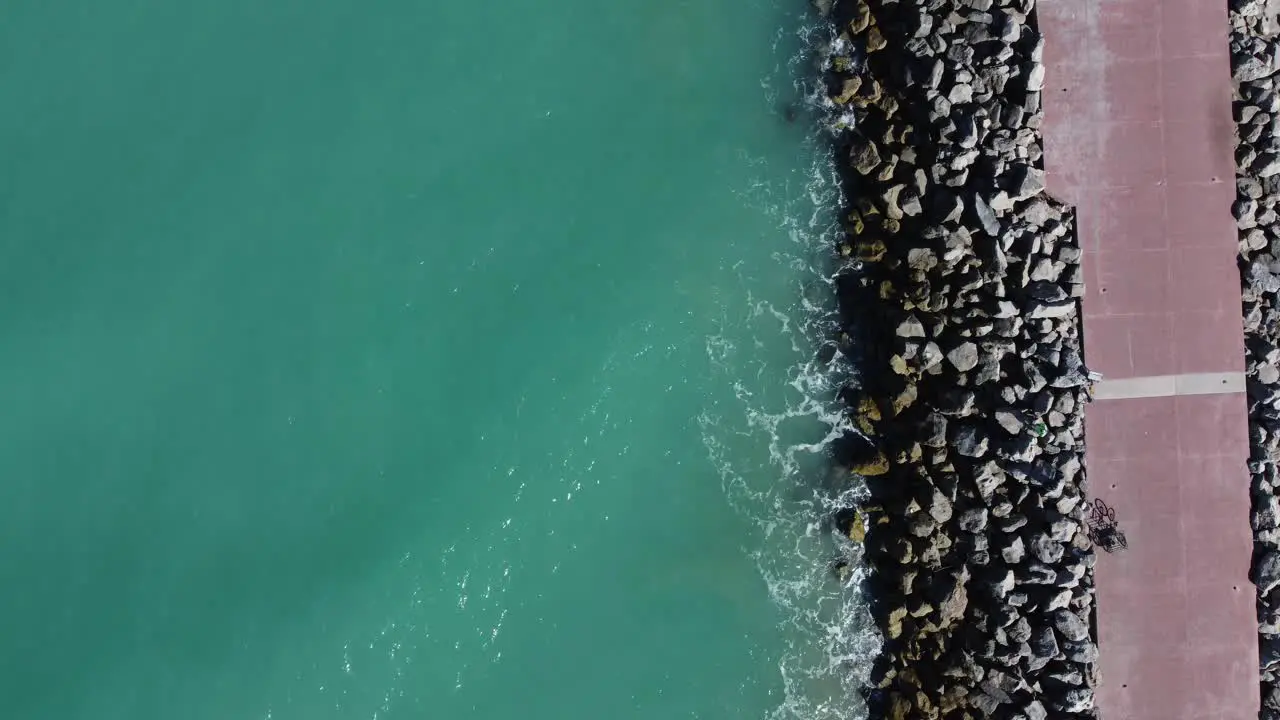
<box><xmin>1231</xmin><ymin>1</ymin><xmax>1280</xmax><ymax>715</ymax></box>
<box><xmin>811</xmin><ymin>0</ymin><xmax>1101</xmax><ymax>717</ymax></box>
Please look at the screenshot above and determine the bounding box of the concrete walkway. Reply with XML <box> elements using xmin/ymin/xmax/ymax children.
<box><xmin>1038</xmin><ymin>0</ymin><xmax>1259</xmax><ymax>718</ymax></box>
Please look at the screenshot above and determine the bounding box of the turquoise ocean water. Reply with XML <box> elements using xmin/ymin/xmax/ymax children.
<box><xmin>0</xmin><ymin>1</ymin><xmax>875</xmax><ymax>718</ymax></box>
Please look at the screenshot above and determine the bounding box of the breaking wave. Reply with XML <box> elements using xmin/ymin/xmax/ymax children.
<box><xmin>696</xmin><ymin>12</ymin><xmax>880</xmax><ymax>720</ymax></box>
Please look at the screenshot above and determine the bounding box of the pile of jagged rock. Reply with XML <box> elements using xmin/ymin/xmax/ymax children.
<box><xmin>813</xmin><ymin>0</ymin><xmax>1100</xmax><ymax>717</ymax></box>
<box><xmin>1230</xmin><ymin>1</ymin><xmax>1280</xmax><ymax>715</ymax></box>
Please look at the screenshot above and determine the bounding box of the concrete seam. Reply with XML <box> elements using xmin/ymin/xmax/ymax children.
<box><xmin>1092</xmin><ymin>372</ymin><xmax>1246</xmax><ymax>400</ymax></box>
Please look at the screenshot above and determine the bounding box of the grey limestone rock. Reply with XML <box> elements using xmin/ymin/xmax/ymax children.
<box><xmin>1255</xmin><ymin>549</ymin><xmax>1280</xmax><ymax>593</ymax></box>
<box><xmin>1045</xmin><ymin>588</ymin><xmax>1074</xmax><ymax>611</ymax></box>
<box><xmin>970</xmin><ymin>691</ymin><xmax>1002</xmax><ymax>715</ymax></box>
<box><xmin>989</xmin><ymin>568</ymin><xmax>1016</xmax><ymax>599</ymax></box>
<box><xmin>888</xmin><ymin>536</ymin><xmax>914</xmax><ymax>564</ymax></box>
<box><xmin>976</xmin><ymin>460</ymin><xmax>1005</xmax><ymax>500</ymax></box>
<box><xmin>959</xmin><ymin>507</ymin><xmax>989</xmax><ymax>533</ymax></box>
<box><xmin>1052</xmin><ymin>688</ymin><xmax>1095</xmax><ymax>713</ymax></box>
<box><xmin>907</xmin><ymin>247</ymin><xmax>938</xmax><ymax>271</ymax></box>
<box><xmin>922</xmin><ymin>412</ymin><xmax>949</xmax><ymax>447</ymax></box>
<box><xmin>851</xmin><ymin>141</ymin><xmax>881</xmax><ymax>175</ymax></box>
<box><xmin>882</xmin><ymin>184</ymin><xmax>906</xmax><ymax>220</ymax></box>
<box><xmin>1257</xmin><ymin>261</ymin><xmax>1280</xmax><ymax>295</ymax></box>
<box><xmin>1052</xmin><ymin>609</ymin><xmax>1090</xmax><ymax>642</ymax></box>
<box><xmin>1022</xmin><ymin>562</ymin><xmax>1059</xmax><ymax>584</ymax></box>
<box><xmin>1062</xmin><ymin>638</ymin><xmax>1099</xmax><ymax>664</ymax></box>
<box><xmin>998</xmin><ymin>514</ymin><xmax>1028</xmax><ymax>533</ymax></box>
<box><xmin>1268</xmin><ymin>637</ymin><xmax>1280</xmax><ymax>671</ymax></box>
<box><xmin>954</xmin><ymin>425</ymin><xmax>990</xmax><ymax>457</ymax></box>
<box><xmin>998</xmin><ymin>16</ymin><xmax>1021</xmax><ymax>44</ymax></box>
<box><xmin>909</xmin><ymin>513</ymin><xmax>938</xmax><ymax>537</ymax></box>
<box><xmin>1026</xmin><ymin>280</ymin><xmax>1067</xmax><ymax>303</ymax></box>
<box><xmin>1028</xmin><ymin>624</ymin><xmax>1060</xmax><ymax>663</ymax></box>
<box><xmin>1239</xmin><ymin>53</ymin><xmax>1277</xmax><ymax>83</ymax></box>
<box><xmin>1265</xmin><ymin>682</ymin><xmax>1280</xmax><ymax>711</ymax></box>
<box><xmin>977</xmin><ymin>680</ymin><xmax>1012</xmax><ymax>705</ymax></box>
<box><xmin>1029</xmin><ymin>533</ymin><xmax>1065</xmax><ymax>564</ymax></box>
<box><xmin>973</xmin><ymin>193</ymin><xmax>1001</xmax><ymax>235</ymax></box>
<box><xmin>1005</xmin><ymin>433</ymin><xmax>1039</xmax><ymax>461</ymax></box>
<box><xmin>1008</xmin><ymin>163</ymin><xmax>1046</xmax><ymax>200</ymax></box>
<box><xmin>920</xmin><ymin>341</ymin><xmax>945</xmax><ymax>370</ymax></box>
<box><xmin>1259</xmin><ymin>151</ymin><xmax>1280</xmax><ymax>178</ymax></box>
<box><xmin>1007</xmin><ymin>615</ymin><xmax>1033</xmax><ymax>644</ymax></box>
<box><xmin>1021</xmin><ymin>197</ymin><xmax>1052</xmax><ymax>226</ymax></box>
<box><xmin>937</xmin><ymin>570</ymin><xmax>970</xmax><ymax>625</ymax></box>
<box><xmin>1002</xmin><ymin>535</ymin><xmax>1026</xmax><ymax>564</ymax></box>
<box><xmin>1049</xmin><ymin>516</ymin><xmax>1081</xmax><ymax>542</ymax></box>
<box><xmin>900</xmin><ymin>187</ymin><xmax>924</xmax><ymax>217</ymax></box>
<box><xmin>928</xmin><ymin>487</ymin><xmax>954</xmax><ymax>523</ymax></box>
<box><xmin>995</xmin><ymin>408</ymin><xmax>1025</xmax><ymax>434</ymax></box>
<box><xmin>1242</xmin><ymin>174</ymin><xmax>1266</xmax><ymax>198</ymax></box>
<box><xmin>949</xmin><ymin>82</ymin><xmax>974</xmax><ymax>104</ymax></box>
<box><xmin>975</xmin><ymin>360</ymin><xmax>1002</xmax><ymax>384</ymax></box>
<box><xmin>1027</xmin><ymin>299</ymin><xmax>1075</xmax><ymax>319</ymax></box>
<box><xmin>1025</xmin><ymin>62</ymin><xmax>1046</xmax><ymax>92</ymax></box>
<box><xmin>1259</xmin><ymin>635</ymin><xmax>1280</xmax><ymax>671</ymax></box>
<box><xmin>897</xmin><ymin>315</ymin><xmax>926</xmax><ymax>338</ymax></box>
<box><xmin>947</xmin><ymin>341</ymin><xmax>980</xmax><ymax>371</ymax></box>
<box><xmin>1046</xmin><ymin>667</ymin><xmax>1086</xmax><ymax>687</ymax></box>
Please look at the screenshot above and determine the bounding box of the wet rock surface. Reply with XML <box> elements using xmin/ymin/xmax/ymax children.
<box><xmin>815</xmin><ymin>0</ymin><xmax>1099</xmax><ymax>716</ymax></box>
<box><xmin>1232</xmin><ymin>1</ymin><xmax>1280</xmax><ymax>714</ymax></box>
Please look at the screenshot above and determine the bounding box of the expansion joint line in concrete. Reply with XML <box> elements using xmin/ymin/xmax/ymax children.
<box><xmin>1091</xmin><ymin>372</ymin><xmax>1246</xmax><ymax>400</ymax></box>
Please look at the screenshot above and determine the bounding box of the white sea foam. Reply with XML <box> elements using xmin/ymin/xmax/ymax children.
<box><xmin>697</xmin><ymin>13</ymin><xmax>880</xmax><ymax>719</ymax></box>
<box><xmin>253</xmin><ymin>11</ymin><xmax>872</xmax><ymax>718</ymax></box>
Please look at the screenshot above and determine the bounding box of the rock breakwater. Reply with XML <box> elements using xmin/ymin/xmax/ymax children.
<box><xmin>813</xmin><ymin>0</ymin><xmax>1100</xmax><ymax>716</ymax></box>
<box><xmin>1231</xmin><ymin>1</ymin><xmax>1280</xmax><ymax>714</ymax></box>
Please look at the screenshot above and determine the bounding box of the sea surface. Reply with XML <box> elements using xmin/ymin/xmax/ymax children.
<box><xmin>0</xmin><ymin>1</ymin><xmax>875</xmax><ymax>718</ymax></box>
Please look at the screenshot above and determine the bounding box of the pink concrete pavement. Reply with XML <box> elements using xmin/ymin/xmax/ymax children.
<box><xmin>1039</xmin><ymin>0</ymin><xmax>1258</xmax><ymax>718</ymax></box>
